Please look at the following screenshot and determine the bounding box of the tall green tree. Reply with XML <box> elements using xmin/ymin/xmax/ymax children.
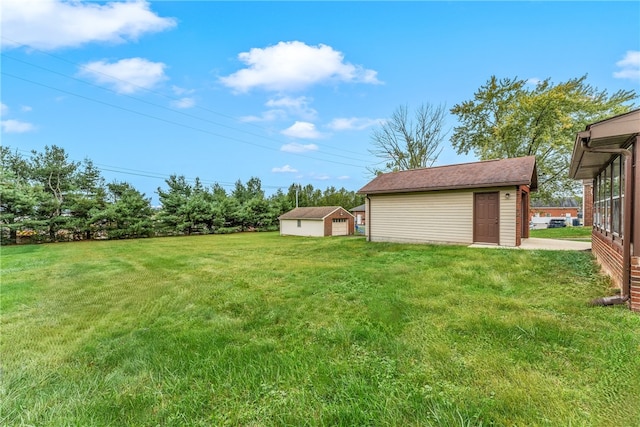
<box><xmin>245</xmin><ymin>177</ymin><xmax>265</xmax><ymax>200</ymax></box>
<box><xmin>321</xmin><ymin>186</ymin><xmax>365</xmax><ymax>208</ymax></box>
<box><xmin>450</xmin><ymin>75</ymin><xmax>637</xmax><ymax>200</ymax></box>
<box><xmin>286</xmin><ymin>183</ymin><xmax>363</xmax><ymax>209</ymax></box>
<box><xmin>29</xmin><ymin>145</ymin><xmax>81</xmax><ymax>241</ymax></box>
<box><xmin>157</xmin><ymin>175</ymin><xmax>193</xmax><ymax>234</ymax></box>
<box><xmin>183</xmin><ymin>178</ymin><xmax>216</xmax><ymax>234</ymax></box>
<box><xmin>268</xmin><ymin>189</ymin><xmax>294</xmax><ymax>222</ymax></box>
<box><xmin>369</xmin><ymin>103</ymin><xmax>447</xmax><ymax>173</ymax></box>
<box><xmin>0</xmin><ymin>148</ymin><xmax>40</xmax><ymax>244</ymax></box>
<box><xmin>96</xmin><ymin>182</ymin><xmax>154</xmax><ymax>239</ymax></box>
<box><xmin>157</xmin><ymin>176</ymin><xmax>221</xmax><ymax>235</ymax></box>
<box><xmin>68</xmin><ymin>159</ymin><xmax>106</xmax><ymax>240</ymax></box>
<box><xmin>287</xmin><ymin>183</ymin><xmax>322</xmax><ymax>207</ymax></box>
<box><xmin>231</xmin><ymin>177</ymin><xmax>269</xmax><ymax>231</ymax></box>
<box><xmin>208</xmin><ymin>183</ymin><xmax>228</xmax><ymax>231</ymax></box>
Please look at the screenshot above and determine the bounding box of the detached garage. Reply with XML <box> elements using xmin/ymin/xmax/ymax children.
<box><xmin>358</xmin><ymin>156</ymin><xmax>537</xmax><ymax>247</ymax></box>
<box><xmin>278</xmin><ymin>206</ymin><xmax>355</xmax><ymax>237</ymax></box>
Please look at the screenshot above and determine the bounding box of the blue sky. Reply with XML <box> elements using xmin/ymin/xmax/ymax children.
<box><xmin>2</xmin><ymin>1</ymin><xmax>639</xmax><ymax>204</ymax></box>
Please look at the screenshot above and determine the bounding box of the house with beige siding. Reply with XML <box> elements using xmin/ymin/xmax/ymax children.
<box><xmin>278</xmin><ymin>206</ymin><xmax>354</xmax><ymax>237</ymax></box>
<box><xmin>569</xmin><ymin>109</ymin><xmax>640</xmax><ymax>312</ymax></box>
<box><xmin>358</xmin><ymin>156</ymin><xmax>537</xmax><ymax>247</ymax></box>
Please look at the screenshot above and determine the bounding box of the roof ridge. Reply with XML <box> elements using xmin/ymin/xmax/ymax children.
<box><xmin>381</xmin><ymin>155</ymin><xmax>534</xmax><ymax>175</ymax></box>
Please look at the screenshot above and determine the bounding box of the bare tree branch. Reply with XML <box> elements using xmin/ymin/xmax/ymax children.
<box><xmin>369</xmin><ymin>103</ymin><xmax>447</xmax><ymax>174</ymax></box>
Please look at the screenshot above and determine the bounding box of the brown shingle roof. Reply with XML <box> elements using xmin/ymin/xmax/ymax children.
<box><xmin>359</xmin><ymin>156</ymin><xmax>537</xmax><ymax>194</ymax></box>
<box><xmin>278</xmin><ymin>206</ymin><xmax>346</xmax><ymax>220</ymax></box>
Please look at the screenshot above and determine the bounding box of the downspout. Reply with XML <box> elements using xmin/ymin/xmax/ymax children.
<box><xmin>366</xmin><ymin>196</ymin><xmax>371</xmax><ymax>242</ymax></box>
<box><xmin>581</xmin><ymin>133</ymin><xmax>632</xmax><ymax>305</ymax></box>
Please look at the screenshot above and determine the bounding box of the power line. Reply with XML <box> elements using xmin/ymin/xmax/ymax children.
<box><xmin>0</xmin><ymin>36</ymin><xmax>371</xmax><ymax>159</ymax></box>
<box><xmin>2</xmin><ymin>52</ymin><xmax>369</xmax><ymax>163</ymax></box>
<box><xmin>8</xmin><ymin>147</ymin><xmax>289</xmax><ymax>190</ymax></box>
<box><xmin>3</xmin><ymin>71</ymin><xmax>368</xmax><ymax>169</ymax></box>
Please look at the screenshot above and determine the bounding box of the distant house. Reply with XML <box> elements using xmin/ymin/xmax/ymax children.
<box><xmin>569</xmin><ymin>109</ymin><xmax>640</xmax><ymax>312</ymax></box>
<box><xmin>358</xmin><ymin>156</ymin><xmax>537</xmax><ymax>247</ymax></box>
<box><xmin>350</xmin><ymin>204</ymin><xmax>366</xmax><ymax>225</ymax></box>
<box><xmin>278</xmin><ymin>206</ymin><xmax>354</xmax><ymax>237</ymax></box>
<box><xmin>529</xmin><ymin>198</ymin><xmax>580</xmax><ymax>224</ymax></box>
<box><xmin>530</xmin><ymin>206</ymin><xmax>580</xmax><ymax>229</ymax></box>
<box><xmin>530</xmin><ymin>207</ymin><xmax>579</xmax><ymax>220</ymax></box>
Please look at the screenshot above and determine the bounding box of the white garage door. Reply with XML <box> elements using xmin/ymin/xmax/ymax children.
<box><xmin>332</xmin><ymin>218</ymin><xmax>348</xmax><ymax>236</ymax></box>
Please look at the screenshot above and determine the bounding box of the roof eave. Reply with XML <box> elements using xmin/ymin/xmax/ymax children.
<box><xmin>278</xmin><ymin>216</ymin><xmax>324</xmax><ymax>220</ymax></box>
<box><xmin>569</xmin><ymin>110</ymin><xmax>640</xmax><ymax>180</ymax></box>
<box><xmin>321</xmin><ymin>207</ymin><xmax>354</xmax><ymax>219</ymax></box>
<box><xmin>361</xmin><ymin>181</ymin><xmax>535</xmax><ymax>195</ymax></box>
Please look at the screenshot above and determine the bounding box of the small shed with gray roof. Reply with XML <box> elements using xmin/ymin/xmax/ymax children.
<box><xmin>358</xmin><ymin>156</ymin><xmax>538</xmax><ymax>247</ymax></box>
<box><xmin>278</xmin><ymin>206</ymin><xmax>355</xmax><ymax>237</ymax></box>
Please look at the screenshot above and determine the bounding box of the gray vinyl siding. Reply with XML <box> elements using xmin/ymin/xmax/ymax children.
<box><xmin>368</xmin><ymin>191</ymin><xmax>473</xmax><ymax>244</ymax></box>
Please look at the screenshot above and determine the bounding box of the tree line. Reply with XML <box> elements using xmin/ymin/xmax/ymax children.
<box><xmin>0</xmin><ymin>145</ymin><xmax>364</xmax><ymax>245</ymax></box>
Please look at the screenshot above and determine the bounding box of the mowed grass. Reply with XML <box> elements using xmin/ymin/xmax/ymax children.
<box><xmin>530</xmin><ymin>226</ymin><xmax>593</xmax><ymax>240</ymax></box>
<box><xmin>2</xmin><ymin>233</ymin><xmax>639</xmax><ymax>426</ymax></box>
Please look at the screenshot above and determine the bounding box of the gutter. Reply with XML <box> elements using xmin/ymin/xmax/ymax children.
<box><xmin>580</xmin><ymin>132</ymin><xmax>632</xmax><ymax>304</ymax></box>
<box><xmin>361</xmin><ymin>180</ymin><xmax>535</xmax><ymax>196</ymax></box>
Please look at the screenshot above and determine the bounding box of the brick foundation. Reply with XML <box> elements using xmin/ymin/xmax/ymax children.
<box><xmin>593</xmin><ymin>230</ymin><xmax>640</xmax><ymax>312</ymax></box>
<box><xmin>631</xmin><ymin>257</ymin><xmax>640</xmax><ymax>312</ymax></box>
<box><xmin>592</xmin><ymin>230</ymin><xmax>624</xmax><ymax>288</ymax></box>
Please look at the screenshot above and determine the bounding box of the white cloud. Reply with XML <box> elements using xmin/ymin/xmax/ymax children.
<box><xmin>242</xmin><ymin>96</ymin><xmax>317</xmax><ymax>123</ymax></box>
<box><xmin>266</xmin><ymin>96</ymin><xmax>317</xmax><ymax>120</ymax></box>
<box><xmin>280</xmin><ymin>142</ymin><xmax>319</xmax><ymax>153</ymax></box>
<box><xmin>240</xmin><ymin>110</ymin><xmax>287</xmax><ymax>123</ymax></box>
<box><xmin>20</xmin><ymin>105</ymin><xmax>33</xmax><ymax>112</ymax></box>
<box><xmin>78</xmin><ymin>58</ymin><xmax>168</xmax><ymax>94</ymax></box>
<box><xmin>0</xmin><ymin>103</ymin><xmax>8</xmax><ymax>117</ymax></box>
<box><xmin>337</xmin><ymin>175</ymin><xmax>350</xmax><ymax>180</ymax></box>
<box><xmin>219</xmin><ymin>41</ymin><xmax>381</xmax><ymax>93</ymax></box>
<box><xmin>327</xmin><ymin>117</ymin><xmax>381</xmax><ymax>131</ymax></box>
<box><xmin>281</xmin><ymin>121</ymin><xmax>323</xmax><ymax>139</ymax></box>
<box><xmin>1</xmin><ymin>0</ymin><xmax>176</xmax><ymax>51</ymax></box>
<box><xmin>172</xmin><ymin>86</ymin><xmax>195</xmax><ymax>96</ymax></box>
<box><xmin>613</xmin><ymin>50</ymin><xmax>640</xmax><ymax>81</ymax></box>
<box><xmin>171</xmin><ymin>97</ymin><xmax>195</xmax><ymax>109</ymax></box>
<box><xmin>1</xmin><ymin>119</ymin><xmax>35</xmax><ymax>133</ymax></box>
<box><xmin>311</xmin><ymin>173</ymin><xmax>330</xmax><ymax>181</ymax></box>
<box><xmin>526</xmin><ymin>77</ymin><xmax>542</xmax><ymax>86</ymax></box>
<box><xmin>272</xmin><ymin>164</ymin><xmax>298</xmax><ymax>173</ymax></box>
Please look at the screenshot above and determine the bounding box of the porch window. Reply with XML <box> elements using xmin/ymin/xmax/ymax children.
<box><xmin>593</xmin><ymin>155</ymin><xmax>625</xmax><ymax>238</ymax></box>
<box><xmin>612</xmin><ymin>156</ymin><xmax>622</xmax><ymax>235</ymax></box>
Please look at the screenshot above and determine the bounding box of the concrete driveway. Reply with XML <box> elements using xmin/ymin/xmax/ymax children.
<box><xmin>470</xmin><ymin>238</ymin><xmax>591</xmax><ymax>251</ymax></box>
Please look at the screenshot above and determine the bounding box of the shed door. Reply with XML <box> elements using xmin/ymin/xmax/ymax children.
<box><xmin>474</xmin><ymin>192</ymin><xmax>499</xmax><ymax>244</ymax></box>
<box><xmin>332</xmin><ymin>218</ymin><xmax>348</xmax><ymax>236</ymax></box>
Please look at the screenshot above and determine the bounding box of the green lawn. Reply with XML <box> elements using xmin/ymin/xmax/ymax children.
<box><xmin>530</xmin><ymin>226</ymin><xmax>592</xmax><ymax>240</ymax></box>
<box><xmin>2</xmin><ymin>233</ymin><xmax>639</xmax><ymax>426</ymax></box>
